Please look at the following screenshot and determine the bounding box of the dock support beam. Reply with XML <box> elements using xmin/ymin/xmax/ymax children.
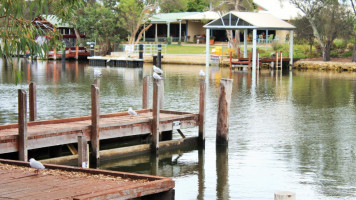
<box><xmin>151</xmin><ymin>79</ymin><xmax>161</xmax><ymax>154</ymax></box>
<box><xmin>78</xmin><ymin>135</ymin><xmax>89</xmax><ymax>168</ymax></box>
<box><xmin>199</xmin><ymin>76</ymin><xmax>206</xmax><ymax>146</ymax></box>
<box><xmin>139</xmin><ymin>44</ymin><xmax>143</xmax><ymax>60</ymax></box>
<box><xmin>205</xmin><ymin>28</ymin><xmax>210</xmax><ymax>67</ymax></box>
<box><xmin>91</xmin><ymin>85</ymin><xmax>100</xmax><ymax>167</ymax></box>
<box><xmin>142</xmin><ymin>76</ymin><xmax>149</xmax><ymax>109</ymax></box>
<box><xmin>216</xmin><ymin>79</ymin><xmax>233</xmax><ymax>145</ymax></box>
<box><xmin>289</xmin><ymin>30</ymin><xmax>294</xmax><ymax>67</ymax></box>
<box><xmin>18</xmin><ymin>89</ymin><xmax>28</xmax><ymax>161</ymax></box>
<box><xmin>29</xmin><ymin>82</ymin><xmax>37</xmax><ymax>122</ymax></box>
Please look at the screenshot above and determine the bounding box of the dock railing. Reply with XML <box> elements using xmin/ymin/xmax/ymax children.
<box><xmin>128</xmin><ymin>44</ymin><xmax>167</xmax><ymax>56</ymax></box>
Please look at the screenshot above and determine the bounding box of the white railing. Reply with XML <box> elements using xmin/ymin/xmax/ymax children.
<box><xmin>124</xmin><ymin>44</ymin><xmax>167</xmax><ymax>55</ymax></box>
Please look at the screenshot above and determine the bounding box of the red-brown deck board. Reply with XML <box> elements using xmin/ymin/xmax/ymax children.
<box><xmin>0</xmin><ymin>159</ymin><xmax>175</xmax><ymax>200</ymax></box>
<box><xmin>0</xmin><ymin>109</ymin><xmax>199</xmax><ymax>154</ymax></box>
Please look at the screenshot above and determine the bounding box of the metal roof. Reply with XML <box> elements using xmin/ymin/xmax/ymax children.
<box><xmin>41</xmin><ymin>15</ymin><xmax>70</xmax><ymax>28</ymax></box>
<box><xmin>178</xmin><ymin>11</ymin><xmax>220</xmax><ymax>21</ymax></box>
<box><xmin>149</xmin><ymin>12</ymin><xmax>199</xmax><ymax>23</ymax></box>
<box><xmin>204</xmin><ymin>11</ymin><xmax>296</xmax><ymax>30</ymax></box>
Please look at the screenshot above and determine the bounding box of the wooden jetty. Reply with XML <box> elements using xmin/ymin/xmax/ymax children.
<box><xmin>88</xmin><ymin>56</ymin><xmax>144</xmax><ymax>67</ymax></box>
<box><xmin>48</xmin><ymin>47</ymin><xmax>90</xmax><ymax>60</ymax></box>
<box><xmin>0</xmin><ymin>159</ymin><xmax>174</xmax><ymax>200</ymax></box>
<box><xmin>0</xmin><ymin>76</ymin><xmax>205</xmax><ymax>167</ymax></box>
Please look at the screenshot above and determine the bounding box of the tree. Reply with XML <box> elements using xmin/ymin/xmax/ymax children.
<box><xmin>117</xmin><ymin>0</ymin><xmax>158</xmax><ymax>45</ymax></box>
<box><xmin>289</xmin><ymin>0</ymin><xmax>353</xmax><ymax>61</ymax></box>
<box><xmin>0</xmin><ymin>0</ymin><xmax>82</xmax><ymax>61</ymax></box>
<box><xmin>294</xmin><ymin>16</ymin><xmax>315</xmax><ymax>56</ymax></box>
<box><xmin>76</xmin><ymin>2</ymin><xmax>122</xmax><ymax>55</ymax></box>
<box><xmin>348</xmin><ymin>0</ymin><xmax>356</xmax><ymax>62</ymax></box>
<box><xmin>186</xmin><ymin>0</ymin><xmax>209</xmax><ymax>11</ymax></box>
<box><xmin>160</xmin><ymin>0</ymin><xmax>188</xmax><ymax>12</ymax></box>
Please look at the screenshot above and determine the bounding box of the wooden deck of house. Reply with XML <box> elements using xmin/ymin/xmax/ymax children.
<box><xmin>0</xmin><ymin>109</ymin><xmax>199</xmax><ymax>155</ymax></box>
<box><xmin>0</xmin><ymin>159</ymin><xmax>175</xmax><ymax>200</ymax></box>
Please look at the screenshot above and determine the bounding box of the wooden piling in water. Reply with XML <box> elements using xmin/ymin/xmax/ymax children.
<box><xmin>93</xmin><ymin>78</ymin><xmax>100</xmax><ymax>88</ymax></box>
<box><xmin>199</xmin><ymin>76</ymin><xmax>206</xmax><ymax>146</ymax></box>
<box><xmin>75</xmin><ymin>46</ymin><xmax>79</xmax><ymax>60</ymax></box>
<box><xmin>151</xmin><ymin>79</ymin><xmax>161</xmax><ymax>154</ymax></box>
<box><xmin>29</xmin><ymin>82</ymin><xmax>37</xmax><ymax>122</ymax></box>
<box><xmin>91</xmin><ymin>84</ymin><xmax>100</xmax><ymax>166</ymax></box>
<box><xmin>216</xmin><ymin>79</ymin><xmax>233</xmax><ymax>145</ymax></box>
<box><xmin>18</xmin><ymin>89</ymin><xmax>28</xmax><ymax>161</ymax></box>
<box><xmin>78</xmin><ymin>135</ymin><xmax>89</xmax><ymax>168</ymax></box>
<box><xmin>274</xmin><ymin>191</ymin><xmax>296</xmax><ymax>200</ymax></box>
<box><xmin>142</xmin><ymin>76</ymin><xmax>149</xmax><ymax>109</ymax></box>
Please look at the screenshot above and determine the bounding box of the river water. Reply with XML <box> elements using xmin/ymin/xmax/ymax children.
<box><xmin>1</xmin><ymin>59</ymin><xmax>356</xmax><ymax>199</ymax></box>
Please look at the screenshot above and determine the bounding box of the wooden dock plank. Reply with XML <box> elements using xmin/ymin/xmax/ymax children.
<box><xmin>0</xmin><ymin>109</ymin><xmax>199</xmax><ymax>154</ymax></box>
<box><xmin>0</xmin><ymin>159</ymin><xmax>174</xmax><ymax>200</ymax></box>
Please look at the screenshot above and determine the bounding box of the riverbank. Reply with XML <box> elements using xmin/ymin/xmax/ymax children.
<box><xmin>293</xmin><ymin>57</ymin><xmax>356</xmax><ymax>71</ymax></box>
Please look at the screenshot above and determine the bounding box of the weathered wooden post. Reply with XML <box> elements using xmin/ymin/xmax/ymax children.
<box><xmin>216</xmin><ymin>78</ymin><xmax>233</xmax><ymax>145</ymax></box>
<box><xmin>276</xmin><ymin>51</ymin><xmax>279</xmax><ymax>69</ymax></box>
<box><xmin>93</xmin><ymin>78</ymin><xmax>100</xmax><ymax>89</ymax></box>
<box><xmin>151</xmin><ymin>79</ymin><xmax>161</xmax><ymax>154</ymax></box>
<box><xmin>142</xmin><ymin>76</ymin><xmax>149</xmax><ymax>109</ymax></box>
<box><xmin>18</xmin><ymin>89</ymin><xmax>28</xmax><ymax>161</ymax></box>
<box><xmin>62</xmin><ymin>48</ymin><xmax>66</xmax><ymax>62</ymax></box>
<box><xmin>139</xmin><ymin>44</ymin><xmax>143</xmax><ymax>60</ymax></box>
<box><xmin>274</xmin><ymin>191</ymin><xmax>296</xmax><ymax>200</ymax></box>
<box><xmin>90</xmin><ymin>43</ymin><xmax>95</xmax><ymax>57</ymax></box>
<box><xmin>199</xmin><ymin>75</ymin><xmax>206</xmax><ymax>146</ymax></box>
<box><xmin>280</xmin><ymin>51</ymin><xmax>283</xmax><ymax>71</ymax></box>
<box><xmin>53</xmin><ymin>49</ymin><xmax>57</xmax><ymax>60</ymax></box>
<box><xmin>75</xmin><ymin>46</ymin><xmax>79</xmax><ymax>60</ymax></box>
<box><xmin>29</xmin><ymin>82</ymin><xmax>37</xmax><ymax>122</ymax></box>
<box><xmin>78</xmin><ymin>135</ymin><xmax>89</xmax><ymax>168</ymax></box>
<box><xmin>91</xmin><ymin>84</ymin><xmax>100</xmax><ymax>166</ymax></box>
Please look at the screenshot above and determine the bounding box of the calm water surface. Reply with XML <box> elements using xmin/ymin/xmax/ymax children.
<box><xmin>1</xmin><ymin>59</ymin><xmax>356</xmax><ymax>199</ymax></box>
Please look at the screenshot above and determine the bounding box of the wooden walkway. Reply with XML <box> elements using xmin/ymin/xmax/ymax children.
<box><xmin>0</xmin><ymin>109</ymin><xmax>199</xmax><ymax>155</ymax></box>
<box><xmin>0</xmin><ymin>159</ymin><xmax>174</xmax><ymax>200</ymax></box>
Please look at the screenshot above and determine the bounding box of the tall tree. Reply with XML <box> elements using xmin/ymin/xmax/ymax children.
<box><xmin>349</xmin><ymin>0</ymin><xmax>356</xmax><ymax>62</ymax></box>
<box><xmin>294</xmin><ymin>16</ymin><xmax>315</xmax><ymax>56</ymax></box>
<box><xmin>76</xmin><ymin>2</ymin><xmax>121</xmax><ymax>55</ymax></box>
<box><xmin>117</xmin><ymin>0</ymin><xmax>157</xmax><ymax>45</ymax></box>
<box><xmin>0</xmin><ymin>0</ymin><xmax>82</xmax><ymax>61</ymax></box>
<box><xmin>289</xmin><ymin>0</ymin><xmax>353</xmax><ymax>61</ymax></box>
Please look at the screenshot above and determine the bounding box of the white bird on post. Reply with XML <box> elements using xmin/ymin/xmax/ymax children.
<box><xmin>153</xmin><ymin>65</ymin><xmax>163</xmax><ymax>74</ymax></box>
<box><xmin>128</xmin><ymin>107</ymin><xmax>138</xmax><ymax>118</ymax></box>
<box><xmin>153</xmin><ymin>72</ymin><xmax>161</xmax><ymax>80</ymax></box>
<box><xmin>29</xmin><ymin>158</ymin><xmax>45</xmax><ymax>174</ymax></box>
<box><xmin>199</xmin><ymin>69</ymin><xmax>205</xmax><ymax>77</ymax></box>
<box><xmin>93</xmin><ymin>68</ymin><xmax>102</xmax><ymax>77</ymax></box>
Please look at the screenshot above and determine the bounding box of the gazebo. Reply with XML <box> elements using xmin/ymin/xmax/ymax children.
<box><xmin>203</xmin><ymin>11</ymin><xmax>296</xmax><ymax>68</ymax></box>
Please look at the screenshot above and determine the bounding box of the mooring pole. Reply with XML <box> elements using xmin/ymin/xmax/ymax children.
<box><xmin>199</xmin><ymin>76</ymin><xmax>206</xmax><ymax>146</ymax></box>
<box><xmin>90</xmin><ymin>43</ymin><xmax>94</xmax><ymax>57</ymax></box>
<box><xmin>53</xmin><ymin>49</ymin><xmax>57</xmax><ymax>60</ymax></box>
<box><xmin>216</xmin><ymin>78</ymin><xmax>233</xmax><ymax>145</ymax></box>
<box><xmin>78</xmin><ymin>135</ymin><xmax>89</xmax><ymax>168</ymax></box>
<box><xmin>142</xmin><ymin>76</ymin><xmax>149</xmax><ymax>109</ymax></box>
<box><xmin>151</xmin><ymin>79</ymin><xmax>161</xmax><ymax>154</ymax></box>
<box><xmin>75</xmin><ymin>46</ymin><xmax>79</xmax><ymax>60</ymax></box>
<box><xmin>157</xmin><ymin>44</ymin><xmax>162</xmax><ymax>69</ymax></box>
<box><xmin>91</xmin><ymin>84</ymin><xmax>100</xmax><ymax>167</ymax></box>
<box><xmin>29</xmin><ymin>82</ymin><xmax>37</xmax><ymax>122</ymax></box>
<box><xmin>93</xmin><ymin>78</ymin><xmax>100</xmax><ymax>89</ymax></box>
<box><xmin>62</xmin><ymin>48</ymin><xmax>65</xmax><ymax>62</ymax></box>
<box><xmin>139</xmin><ymin>43</ymin><xmax>143</xmax><ymax>60</ymax></box>
<box><xmin>18</xmin><ymin>89</ymin><xmax>28</xmax><ymax>161</ymax></box>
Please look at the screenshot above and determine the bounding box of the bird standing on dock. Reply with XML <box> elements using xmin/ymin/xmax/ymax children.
<box><xmin>29</xmin><ymin>158</ymin><xmax>45</xmax><ymax>174</ymax></box>
<box><xmin>128</xmin><ymin>107</ymin><xmax>138</xmax><ymax>118</ymax></box>
<box><xmin>153</xmin><ymin>65</ymin><xmax>163</xmax><ymax>74</ymax></box>
<box><xmin>199</xmin><ymin>69</ymin><xmax>205</xmax><ymax>77</ymax></box>
<box><xmin>153</xmin><ymin>72</ymin><xmax>161</xmax><ymax>80</ymax></box>
<box><xmin>93</xmin><ymin>68</ymin><xmax>102</xmax><ymax>77</ymax></box>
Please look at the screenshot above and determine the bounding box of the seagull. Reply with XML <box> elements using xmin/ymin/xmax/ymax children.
<box><xmin>153</xmin><ymin>65</ymin><xmax>163</xmax><ymax>74</ymax></box>
<box><xmin>153</xmin><ymin>72</ymin><xmax>161</xmax><ymax>80</ymax></box>
<box><xmin>29</xmin><ymin>158</ymin><xmax>45</xmax><ymax>174</ymax></box>
<box><xmin>128</xmin><ymin>107</ymin><xmax>138</xmax><ymax>118</ymax></box>
<box><xmin>199</xmin><ymin>69</ymin><xmax>205</xmax><ymax>77</ymax></box>
<box><xmin>93</xmin><ymin>68</ymin><xmax>102</xmax><ymax>77</ymax></box>
<box><xmin>107</xmin><ymin>58</ymin><xmax>111</xmax><ymax>63</ymax></box>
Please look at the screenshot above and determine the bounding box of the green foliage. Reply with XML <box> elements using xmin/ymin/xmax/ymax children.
<box><xmin>76</xmin><ymin>2</ymin><xmax>122</xmax><ymax>54</ymax></box>
<box><xmin>160</xmin><ymin>0</ymin><xmax>188</xmax><ymax>12</ymax></box>
<box><xmin>0</xmin><ymin>0</ymin><xmax>82</xmax><ymax>83</ymax></box>
<box><xmin>186</xmin><ymin>0</ymin><xmax>209</xmax><ymax>11</ymax></box>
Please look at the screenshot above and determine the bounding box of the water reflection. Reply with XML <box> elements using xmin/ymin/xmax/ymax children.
<box><xmin>1</xmin><ymin>59</ymin><xmax>356</xmax><ymax>199</ymax></box>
